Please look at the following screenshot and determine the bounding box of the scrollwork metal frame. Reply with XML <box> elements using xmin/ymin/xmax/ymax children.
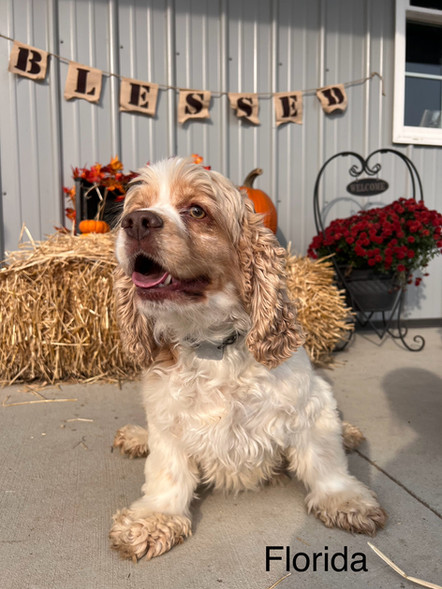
<box><xmin>313</xmin><ymin>148</ymin><xmax>425</xmax><ymax>352</ymax></box>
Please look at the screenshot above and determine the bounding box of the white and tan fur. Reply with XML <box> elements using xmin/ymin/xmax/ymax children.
<box><xmin>110</xmin><ymin>157</ymin><xmax>386</xmax><ymax>561</ymax></box>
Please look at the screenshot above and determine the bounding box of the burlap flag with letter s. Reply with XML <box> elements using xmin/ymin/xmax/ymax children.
<box><xmin>228</xmin><ymin>93</ymin><xmax>260</xmax><ymax>125</ymax></box>
<box><xmin>178</xmin><ymin>90</ymin><xmax>211</xmax><ymax>124</ymax></box>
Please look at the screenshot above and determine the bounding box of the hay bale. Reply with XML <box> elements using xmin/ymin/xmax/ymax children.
<box><xmin>286</xmin><ymin>251</ymin><xmax>353</xmax><ymax>364</ymax></box>
<box><xmin>0</xmin><ymin>231</ymin><xmax>140</xmax><ymax>385</ymax></box>
<box><xmin>0</xmin><ymin>233</ymin><xmax>352</xmax><ymax>385</ymax></box>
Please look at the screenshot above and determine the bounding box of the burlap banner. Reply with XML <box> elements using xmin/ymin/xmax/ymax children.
<box><xmin>120</xmin><ymin>78</ymin><xmax>159</xmax><ymax>116</ymax></box>
<box><xmin>4</xmin><ymin>37</ymin><xmax>384</xmax><ymax>126</ymax></box>
<box><xmin>64</xmin><ymin>61</ymin><xmax>103</xmax><ymax>103</ymax></box>
<box><xmin>8</xmin><ymin>41</ymin><xmax>48</xmax><ymax>81</ymax></box>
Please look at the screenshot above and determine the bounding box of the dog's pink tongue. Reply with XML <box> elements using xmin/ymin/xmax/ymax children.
<box><xmin>132</xmin><ymin>271</ymin><xmax>169</xmax><ymax>289</ymax></box>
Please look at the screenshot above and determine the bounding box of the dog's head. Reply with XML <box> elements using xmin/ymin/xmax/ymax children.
<box><xmin>114</xmin><ymin>157</ymin><xmax>303</xmax><ymax>368</ymax></box>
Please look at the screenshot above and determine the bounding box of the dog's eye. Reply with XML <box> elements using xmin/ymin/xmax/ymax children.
<box><xmin>188</xmin><ymin>205</ymin><xmax>206</xmax><ymax>219</ymax></box>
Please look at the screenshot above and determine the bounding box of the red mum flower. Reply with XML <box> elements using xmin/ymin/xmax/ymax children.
<box><xmin>307</xmin><ymin>196</ymin><xmax>442</xmax><ymax>282</ymax></box>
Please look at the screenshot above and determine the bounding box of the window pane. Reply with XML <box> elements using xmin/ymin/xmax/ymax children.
<box><xmin>404</xmin><ymin>76</ymin><xmax>442</xmax><ymax>126</ymax></box>
<box><xmin>404</xmin><ymin>20</ymin><xmax>442</xmax><ymax>127</ymax></box>
<box><xmin>406</xmin><ymin>21</ymin><xmax>442</xmax><ymax>76</ymax></box>
<box><xmin>410</xmin><ymin>0</ymin><xmax>442</xmax><ymax>9</ymax></box>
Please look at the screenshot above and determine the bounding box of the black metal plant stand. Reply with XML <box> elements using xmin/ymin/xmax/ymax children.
<box><xmin>313</xmin><ymin>148</ymin><xmax>425</xmax><ymax>351</ymax></box>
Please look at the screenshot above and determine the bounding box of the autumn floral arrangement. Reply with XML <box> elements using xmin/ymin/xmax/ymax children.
<box><xmin>308</xmin><ymin>198</ymin><xmax>442</xmax><ymax>285</ymax></box>
<box><xmin>63</xmin><ymin>156</ymin><xmax>138</xmax><ymax>231</ymax></box>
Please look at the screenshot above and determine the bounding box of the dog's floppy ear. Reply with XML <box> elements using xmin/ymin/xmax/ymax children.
<box><xmin>113</xmin><ymin>265</ymin><xmax>157</xmax><ymax>367</ymax></box>
<box><xmin>238</xmin><ymin>199</ymin><xmax>304</xmax><ymax>369</ymax></box>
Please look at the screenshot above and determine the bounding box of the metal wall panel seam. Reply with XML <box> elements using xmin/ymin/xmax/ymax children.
<box><xmin>88</xmin><ymin>0</ymin><xmax>98</xmax><ymax>157</ymax></box>
<box><xmin>145</xmin><ymin>2</ymin><xmax>155</xmax><ymax>160</ymax></box>
<box><xmin>27</xmin><ymin>3</ymin><xmax>43</xmax><ymax>237</ymax></box>
<box><xmin>219</xmin><ymin>0</ymin><xmax>229</xmax><ymax>175</ymax></box>
<box><xmin>47</xmin><ymin>0</ymin><xmax>64</xmax><ymax>228</ymax></box>
<box><xmin>237</xmin><ymin>11</ymin><xmax>244</xmax><ymax>182</ymax></box>
<box><xmin>298</xmin><ymin>10</ymin><xmax>308</xmax><ymax>254</ymax></box>
<box><xmin>201</xmin><ymin>8</ymin><xmax>209</xmax><ymax>164</ymax></box>
<box><xmin>377</xmin><ymin>7</ymin><xmax>385</xmax><ymax>147</ymax></box>
<box><xmin>317</xmin><ymin>0</ymin><xmax>326</xmax><ymax>207</ymax></box>
<box><xmin>166</xmin><ymin>0</ymin><xmax>177</xmax><ymax>156</ymax></box>
<box><xmin>67</xmin><ymin>0</ymin><xmax>81</xmax><ymax>166</ymax></box>
<box><xmin>8</xmin><ymin>1</ymin><xmax>24</xmax><ymax>242</ymax></box>
<box><xmin>363</xmin><ymin>0</ymin><xmax>370</xmax><ymax>156</ymax></box>
<box><xmin>108</xmin><ymin>0</ymin><xmax>121</xmax><ymax>157</ymax></box>
<box><xmin>126</xmin><ymin>1</ymin><xmax>138</xmax><ymax>164</ymax></box>
<box><xmin>269</xmin><ymin>0</ymin><xmax>278</xmax><ymax>216</ymax></box>
<box><xmin>251</xmin><ymin>12</ymin><xmax>259</xmax><ymax>168</ymax></box>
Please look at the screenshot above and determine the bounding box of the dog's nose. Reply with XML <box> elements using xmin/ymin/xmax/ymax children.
<box><xmin>121</xmin><ymin>210</ymin><xmax>164</xmax><ymax>240</ymax></box>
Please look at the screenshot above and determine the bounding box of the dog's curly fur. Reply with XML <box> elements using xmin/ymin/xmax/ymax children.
<box><xmin>110</xmin><ymin>157</ymin><xmax>386</xmax><ymax>561</ymax></box>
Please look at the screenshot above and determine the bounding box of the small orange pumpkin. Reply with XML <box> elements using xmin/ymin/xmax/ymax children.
<box><xmin>239</xmin><ymin>168</ymin><xmax>277</xmax><ymax>234</ymax></box>
<box><xmin>78</xmin><ymin>219</ymin><xmax>110</xmax><ymax>234</ymax></box>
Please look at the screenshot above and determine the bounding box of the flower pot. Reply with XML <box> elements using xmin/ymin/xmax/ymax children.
<box><xmin>337</xmin><ymin>268</ymin><xmax>400</xmax><ymax>313</ymax></box>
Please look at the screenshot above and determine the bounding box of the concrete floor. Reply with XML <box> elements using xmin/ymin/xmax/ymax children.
<box><xmin>0</xmin><ymin>327</ymin><xmax>441</xmax><ymax>589</ymax></box>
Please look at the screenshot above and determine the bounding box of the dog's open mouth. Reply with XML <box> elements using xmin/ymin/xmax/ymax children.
<box><xmin>131</xmin><ymin>254</ymin><xmax>210</xmax><ymax>300</ymax></box>
<box><xmin>132</xmin><ymin>255</ymin><xmax>172</xmax><ymax>289</ymax></box>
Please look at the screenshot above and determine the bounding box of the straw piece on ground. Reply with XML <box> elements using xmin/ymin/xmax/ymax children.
<box><xmin>367</xmin><ymin>542</ymin><xmax>442</xmax><ymax>589</ymax></box>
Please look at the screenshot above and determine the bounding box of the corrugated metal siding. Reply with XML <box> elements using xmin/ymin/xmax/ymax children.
<box><xmin>1</xmin><ymin>0</ymin><xmax>441</xmax><ymax>319</ymax></box>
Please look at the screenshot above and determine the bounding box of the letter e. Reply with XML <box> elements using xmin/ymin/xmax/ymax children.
<box><xmin>129</xmin><ymin>83</ymin><xmax>151</xmax><ymax>109</ymax></box>
<box><xmin>279</xmin><ymin>95</ymin><xmax>298</xmax><ymax>118</ymax></box>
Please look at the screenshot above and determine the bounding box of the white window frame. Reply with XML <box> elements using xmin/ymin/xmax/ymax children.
<box><xmin>393</xmin><ymin>0</ymin><xmax>442</xmax><ymax>145</ymax></box>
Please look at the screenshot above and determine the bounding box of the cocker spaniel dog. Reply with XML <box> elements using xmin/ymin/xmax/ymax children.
<box><xmin>110</xmin><ymin>157</ymin><xmax>386</xmax><ymax>561</ymax></box>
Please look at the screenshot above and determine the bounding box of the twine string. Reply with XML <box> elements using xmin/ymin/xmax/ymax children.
<box><xmin>1</xmin><ymin>32</ymin><xmax>385</xmax><ymax>97</ymax></box>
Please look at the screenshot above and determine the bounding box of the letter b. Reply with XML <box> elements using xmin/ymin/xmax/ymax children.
<box><xmin>15</xmin><ymin>47</ymin><xmax>43</xmax><ymax>76</ymax></box>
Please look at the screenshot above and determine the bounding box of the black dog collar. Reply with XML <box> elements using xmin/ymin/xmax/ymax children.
<box><xmin>188</xmin><ymin>332</ymin><xmax>243</xmax><ymax>360</ymax></box>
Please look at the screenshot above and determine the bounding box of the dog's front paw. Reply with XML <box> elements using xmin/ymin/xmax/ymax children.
<box><xmin>110</xmin><ymin>509</ymin><xmax>191</xmax><ymax>561</ymax></box>
<box><xmin>113</xmin><ymin>425</ymin><xmax>149</xmax><ymax>458</ymax></box>
<box><xmin>307</xmin><ymin>486</ymin><xmax>387</xmax><ymax>536</ymax></box>
<box><xmin>341</xmin><ymin>422</ymin><xmax>365</xmax><ymax>452</ymax></box>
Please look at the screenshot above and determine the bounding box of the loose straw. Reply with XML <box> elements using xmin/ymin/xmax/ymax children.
<box><xmin>266</xmin><ymin>573</ymin><xmax>292</xmax><ymax>589</ymax></box>
<box><xmin>2</xmin><ymin>397</ymin><xmax>78</xmax><ymax>407</ymax></box>
<box><xmin>368</xmin><ymin>543</ymin><xmax>442</xmax><ymax>589</ymax></box>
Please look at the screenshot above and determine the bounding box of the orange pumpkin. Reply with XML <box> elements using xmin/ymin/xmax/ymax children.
<box><xmin>239</xmin><ymin>168</ymin><xmax>277</xmax><ymax>234</ymax></box>
<box><xmin>78</xmin><ymin>219</ymin><xmax>110</xmax><ymax>234</ymax></box>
